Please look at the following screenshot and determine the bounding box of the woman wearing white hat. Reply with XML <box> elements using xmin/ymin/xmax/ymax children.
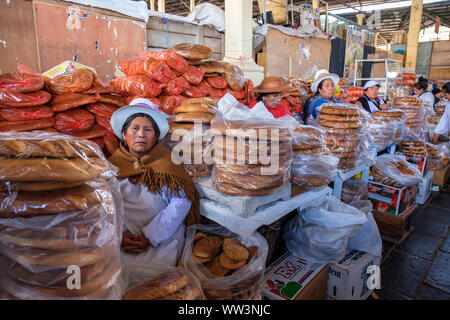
<box><xmin>355</xmin><ymin>81</ymin><xmax>388</xmax><ymax>113</ymax></box>
<box><xmin>108</xmin><ymin>98</ymin><xmax>200</xmax><ymax>268</ymax></box>
<box><xmin>304</xmin><ymin>69</ymin><xmax>341</xmax><ymax>123</ymax></box>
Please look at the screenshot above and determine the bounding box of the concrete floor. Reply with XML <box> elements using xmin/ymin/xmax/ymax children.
<box><xmin>372</xmin><ymin>191</ymin><xmax>450</xmax><ymax>300</ymax></box>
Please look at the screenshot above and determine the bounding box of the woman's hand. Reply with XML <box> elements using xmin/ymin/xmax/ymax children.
<box><xmin>121</xmin><ymin>232</ymin><xmax>150</xmax><ymax>254</ymax></box>
<box><xmin>380</xmin><ymin>103</ymin><xmax>389</xmax><ymax>110</ymax></box>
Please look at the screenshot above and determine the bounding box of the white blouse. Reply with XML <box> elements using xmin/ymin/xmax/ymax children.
<box><xmin>435</xmin><ymin>101</ymin><xmax>450</xmax><ymax>136</ymax></box>
<box><xmin>119</xmin><ymin>178</ymin><xmax>192</xmax><ymax>267</ymax></box>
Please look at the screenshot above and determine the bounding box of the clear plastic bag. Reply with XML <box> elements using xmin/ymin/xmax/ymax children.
<box><xmin>373</xmin><ymin>154</ymin><xmax>422</xmax><ymax>187</ymax></box>
<box><xmin>341</xmin><ymin>177</ymin><xmax>368</xmax><ymax>204</ymax></box>
<box><xmin>48</xmin><ymin>68</ymin><xmax>95</xmax><ymax>95</ymax></box>
<box><xmin>180</xmin><ymin>224</ymin><xmax>268</xmax><ymax>300</ymax></box>
<box><xmin>121</xmin><ymin>261</ymin><xmax>205</xmax><ymax>300</ymax></box>
<box><xmin>0</xmin><ymin>72</ymin><xmax>44</xmax><ymax>93</ymax></box>
<box><xmin>291</xmin><ymin>153</ymin><xmax>339</xmax><ymax>189</ymax></box>
<box><xmin>0</xmin><ymin>90</ymin><xmax>52</xmax><ymax>108</ymax></box>
<box><xmin>283</xmin><ymin>196</ymin><xmax>367</xmax><ymax>263</ymax></box>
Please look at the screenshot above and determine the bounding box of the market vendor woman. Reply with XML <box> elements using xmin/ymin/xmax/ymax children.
<box><xmin>108</xmin><ymin>98</ymin><xmax>200</xmax><ymax>267</ymax></box>
<box><xmin>249</xmin><ymin>76</ymin><xmax>292</xmax><ymax>118</ymax></box>
<box><xmin>355</xmin><ymin>81</ymin><xmax>388</xmax><ymax>112</ymax></box>
<box><xmin>304</xmin><ymin>69</ymin><xmax>341</xmax><ymax>123</ymax></box>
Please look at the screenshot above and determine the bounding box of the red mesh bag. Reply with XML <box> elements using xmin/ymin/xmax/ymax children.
<box><xmin>160</xmin><ymin>95</ymin><xmax>187</xmax><ymax>115</ymax></box>
<box><xmin>104</xmin><ymin>131</ymin><xmax>120</xmax><ymax>154</ymax></box>
<box><xmin>147</xmin><ymin>61</ymin><xmax>176</xmax><ymax>84</ymax></box>
<box><xmin>54</xmin><ymin>108</ymin><xmax>95</xmax><ymax>134</ymax></box>
<box><xmin>206</xmin><ymin>76</ymin><xmax>228</xmax><ymax>89</ymax></box>
<box><xmin>111</xmin><ymin>75</ymin><xmax>165</xmax><ymax>97</ymax></box>
<box><xmin>71</xmin><ymin>124</ymin><xmax>105</xmax><ymax>139</ymax></box>
<box><xmin>48</xmin><ymin>68</ymin><xmax>95</xmax><ymax>94</ymax></box>
<box><xmin>0</xmin><ymin>91</ymin><xmax>52</xmax><ymax>108</ymax></box>
<box><xmin>184</xmin><ymin>85</ymin><xmax>208</xmax><ymax>98</ymax></box>
<box><xmin>95</xmin><ymin>115</ymin><xmax>114</xmax><ymax>134</ymax></box>
<box><xmin>208</xmin><ymin>87</ymin><xmax>226</xmax><ymax>99</ymax></box>
<box><xmin>165</xmin><ymin>77</ymin><xmax>190</xmax><ymax>95</ymax></box>
<box><xmin>51</xmin><ymin>92</ymin><xmax>100</xmax><ymax>112</ymax></box>
<box><xmin>0</xmin><ymin>73</ymin><xmax>44</xmax><ymax>93</ymax></box>
<box><xmin>0</xmin><ymin>106</ymin><xmax>54</xmax><ymax>121</ymax></box>
<box><xmin>183</xmin><ymin>66</ymin><xmax>205</xmax><ymax>85</ymax></box>
<box><xmin>85</xmin><ymin>103</ymin><xmax>118</xmax><ymax>118</ymax></box>
<box><xmin>141</xmin><ymin>50</ymin><xmax>188</xmax><ymax>75</ymax></box>
<box><xmin>0</xmin><ymin>118</ymin><xmax>55</xmax><ymax>132</ymax></box>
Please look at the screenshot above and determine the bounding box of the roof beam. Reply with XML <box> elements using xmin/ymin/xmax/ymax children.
<box><xmin>422</xmin><ymin>8</ymin><xmax>450</xmax><ymax>29</ymax></box>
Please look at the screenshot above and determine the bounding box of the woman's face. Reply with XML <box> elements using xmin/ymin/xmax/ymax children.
<box><xmin>318</xmin><ymin>79</ymin><xmax>335</xmax><ymax>99</ymax></box>
<box><xmin>365</xmin><ymin>86</ymin><xmax>379</xmax><ymax>99</ymax></box>
<box><xmin>262</xmin><ymin>92</ymin><xmax>283</xmax><ymax>109</ymax></box>
<box><xmin>413</xmin><ymin>87</ymin><xmax>424</xmax><ymax>96</ymax></box>
<box><xmin>122</xmin><ymin>116</ymin><xmax>157</xmax><ymax>158</ymax></box>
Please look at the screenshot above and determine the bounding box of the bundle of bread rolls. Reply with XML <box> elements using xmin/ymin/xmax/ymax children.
<box><xmin>369</xmin><ymin>109</ymin><xmax>405</xmax><ymax>151</ymax></box>
<box><xmin>392</xmin><ymin>97</ymin><xmax>426</xmax><ymax>134</ymax></box>
<box><xmin>210</xmin><ymin>117</ymin><xmax>293</xmax><ymax>196</ymax></box>
<box><xmin>316</xmin><ymin>104</ymin><xmax>367</xmax><ymax>170</ymax></box>
<box><xmin>167</xmin><ymin>97</ymin><xmax>218</xmax><ymax>177</ymax></box>
<box><xmin>0</xmin><ymin>132</ymin><xmax>122</xmax><ymax>300</ymax></box>
<box><xmin>398</xmin><ymin>140</ymin><xmax>428</xmax><ymax>158</ymax></box>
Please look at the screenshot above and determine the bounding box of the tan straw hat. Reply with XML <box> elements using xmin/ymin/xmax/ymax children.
<box><xmin>253</xmin><ymin>76</ymin><xmax>293</xmax><ymax>94</ymax></box>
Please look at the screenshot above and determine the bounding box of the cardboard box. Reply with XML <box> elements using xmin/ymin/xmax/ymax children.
<box><xmin>432</xmin><ymin>163</ymin><xmax>450</xmax><ymax>186</ymax></box>
<box><xmin>327</xmin><ymin>250</ymin><xmax>381</xmax><ymax>300</ymax></box>
<box><xmin>416</xmin><ymin>170</ymin><xmax>434</xmax><ymax>205</ymax></box>
<box><xmin>404</xmin><ymin>156</ymin><xmax>428</xmax><ymax>177</ymax></box>
<box><xmin>368</xmin><ymin>181</ymin><xmax>418</xmax><ymax>215</ymax></box>
<box><xmin>262</xmin><ymin>252</ymin><xmax>328</xmax><ymax>300</ymax></box>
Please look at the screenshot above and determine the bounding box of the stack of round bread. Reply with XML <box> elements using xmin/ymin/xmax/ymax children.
<box><xmin>369</xmin><ymin>109</ymin><xmax>406</xmax><ymax>149</ymax></box>
<box><xmin>0</xmin><ymin>133</ymin><xmax>122</xmax><ymax>300</ymax></box>
<box><xmin>169</xmin><ymin>97</ymin><xmax>218</xmax><ymax>177</ymax></box>
<box><xmin>123</xmin><ymin>270</ymin><xmax>203</xmax><ymax>300</ymax></box>
<box><xmin>371</xmin><ymin>166</ymin><xmax>404</xmax><ymax>188</ymax></box>
<box><xmin>182</xmin><ymin>228</ymin><xmax>265</xmax><ymax>300</ymax></box>
<box><xmin>291</xmin><ymin>153</ymin><xmax>339</xmax><ymax>189</ymax></box>
<box><xmin>426</xmin><ymin>143</ymin><xmax>450</xmax><ymax>170</ymax></box>
<box><xmin>434</xmin><ymin>104</ymin><xmax>446</xmax><ymax>117</ymax></box>
<box><xmin>172</xmin><ymin>43</ymin><xmax>212</xmax><ymax>65</ymax></box>
<box><xmin>292</xmin><ymin>125</ymin><xmax>329</xmax><ymax>156</ymax></box>
<box><xmin>316</xmin><ymin>104</ymin><xmax>365</xmax><ymax>170</ymax></box>
<box><xmin>197</xmin><ymin>60</ymin><xmax>246</xmax><ymax>92</ymax></box>
<box><xmin>398</xmin><ymin>140</ymin><xmax>428</xmax><ymax>157</ymax></box>
<box><xmin>210</xmin><ymin>118</ymin><xmax>293</xmax><ymax>196</ymax></box>
<box><xmin>392</xmin><ymin>97</ymin><xmax>425</xmax><ymax>133</ymax></box>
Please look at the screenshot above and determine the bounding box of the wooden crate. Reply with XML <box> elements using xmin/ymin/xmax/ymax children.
<box><xmin>372</xmin><ymin>204</ymin><xmax>417</xmax><ymax>245</ymax></box>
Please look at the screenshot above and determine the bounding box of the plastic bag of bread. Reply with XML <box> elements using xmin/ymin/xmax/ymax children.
<box><xmin>0</xmin><ymin>106</ymin><xmax>54</xmax><ymax>122</ymax></box>
<box><xmin>0</xmin><ymin>72</ymin><xmax>44</xmax><ymax>93</ymax></box>
<box><xmin>291</xmin><ymin>154</ymin><xmax>339</xmax><ymax>189</ymax></box>
<box><xmin>180</xmin><ymin>224</ymin><xmax>268</xmax><ymax>300</ymax></box>
<box><xmin>121</xmin><ymin>261</ymin><xmax>205</xmax><ymax>300</ymax></box>
<box><xmin>48</xmin><ymin>68</ymin><xmax>95</xmax><ymax>94</ymax></box>
<box><xmin>0</xmin><ymin>131</ymin><xmax>117</xmax><ymax>184</ymax></box>
<box><xmin>373</xmin><ymin>154</ymin><xmax>422</xmax><ymax>187</ymax></box>
<box><xmin>0</xmin><ymin>90</ymin><xmax>52</xmax><ymax>108</ymax></box>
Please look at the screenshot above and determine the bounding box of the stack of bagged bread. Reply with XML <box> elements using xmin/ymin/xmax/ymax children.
<box><xmin>392</xmin><ymin>97</ymin><xmax>426</xmax><ymax>134</ymax></box>
<box><xmin>371</xmin><ymin>154</ymin><xmax>422</xmax><ymax>188</ymax></box>
<box><xmin>168</xmin><ymin>97</ymin><xmax>218</xmax><ymax>177</ymax></box>
<box><xmin>210</xmin><ymin>116</ymin><xmax>293</xmax><ymax>196</ymax></box>
<box><xmin>426</xmin><ymin>142</ymin><xmax>450</xmax><ymax>170</ymax></box>
<box><xmin>180</xmin><ymin>226</ymin><xmax>268</xmax><ymax>300</ymax></box>
<box><xmin>291</xmin><ymin>125</ymin><xmax>339</xmax><ymax>189</ymax></box>
<box><xmin>369</xmin><ymin>109</ymin><xmax>406</xmax><ymax>150</ymax></box>
<box><xmin>123</xmin><ymin>270</ymin><xmax>204</xmax><ymax>300</ymax></box>
<box><xmin>316</xmin><ymin>104</ymin><xmax>368</xmax><ymax>170</ymax></box>
<box><xmin>0</xmin><ymin>132</ymin><xmax>122</xmax><ymax>300</ymax></box>
<box><xmin>398</xmin><ymin>140</ymin><xmax>428</xmax><ymax>158</ymax></box>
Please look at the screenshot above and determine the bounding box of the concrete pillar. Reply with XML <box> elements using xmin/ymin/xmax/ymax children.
<box><xmin>356</xmin><ymin>13</ymin><xmax>365</xmax><ymax>26</ymax></box>
<box><xmin>405</xmin><ymin>0</ymin><xmax>423</xmax><ymax>71</ymax></box>
<box><xmin>374</xmin><ymin>31</ymin><xmax>379</xmax><ymax>48</ymax></box>
<box><xmin>190</xmin><ymin>0</ymin><xmax>195</xmax><ymax>12</ymax></box>
<box><xmin>149</xmin><ymin>0</ymin><xmax>155</xmax><ymax>11</ymax></box>
<box><xmin>157</xmin><ymin>0</ymin><xmax>165</xmax><ymax>13</ymax></box>
<box><xmin>312</xmin><ymin>0</ymin><xmax>320</xmax><ymax>10</ymax></box>
<box><xmin>223</xmin><ymin>0</ymin><xmax>264</xmax><ymax>85</ymax></box>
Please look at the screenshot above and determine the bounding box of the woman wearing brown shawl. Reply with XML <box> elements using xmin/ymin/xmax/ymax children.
<box><xmin>109</xmin><ymin>98</ymin><xmax>200</xmax><ymax>266</ymax></box>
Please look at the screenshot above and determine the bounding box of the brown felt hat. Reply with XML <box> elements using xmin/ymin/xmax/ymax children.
<box><xmin>253</xmin><ymin>76</ymin><xmax>293</xmax><ymax>94</ymax></box>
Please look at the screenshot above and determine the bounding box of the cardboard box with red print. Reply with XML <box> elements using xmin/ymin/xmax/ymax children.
<box><xmin>368</xmin><ymin>181</ymin><xmax>418</xmax><ymax>215</ymax></box>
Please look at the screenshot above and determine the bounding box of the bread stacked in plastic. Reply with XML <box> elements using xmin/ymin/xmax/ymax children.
<box><xmin>291</xmin><ymin>125</ymin><xmax>339</xmax><ymax>189</ymax></box>
<box><xmin>392</xmin><ymin>97</ymin><xmax>426</xmax><ymax>136</ymax></box>
<box><xmin>369</xmin><ymin>110</ymin><xmax>405</xmax><ymax>152</ymax></box>
<box><xmin>168</xmin><ymin>97</ymin><xmax>218</xmax><ymax>177</ymax></box>
<box><xmin>371</xmin><ymin>154</ymin><xmax>422</xmax><ymax>188</ymax></box>
<box><xmin>210</xmin><ymin>116</ymin><xmax>293</xmax><ymax>196</ymax></box>
<box><xmin>0</xmin><ymin>132</ymin><xmax>122</xmax><ymax>299</ymax></box>
<box><xmin>316</xmin><ymin>104</ymin><xmax>369</xmax><ymax>170</ymax></box>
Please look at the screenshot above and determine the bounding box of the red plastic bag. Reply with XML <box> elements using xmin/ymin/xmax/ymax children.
<box><xmin>0</xmin><ymin>90</ymin><xmax>52</xmax><ymax>108</ymax></box>
<box><xmin>224</xmin><ymin>88</ymin><xmax>245</xmax><ymax>100</ymax></box>
<box><xmin>71</xmin><ymin>124</ymin><xmax>105</xmax><ymax>139</ymax></box>
<box><xmin>85</xmin><ymin>103</ymin><xmax>118</xmax><ymax>118</ymax></box>
<box><xmin>165</xmin><ymin>77</ymin><xmax>190</xmax><ymax>95</ymax></box>
<box><xmin>84</xmin><ymin>79</ymin><xmax>119</xmax><ymax>94</ymax></box>
<box><xmin>51</xmin><ymin>92</ymin><xmax>100</xmax><ymax>112</ymax></box>
<box><xmin>90</xmin><ymin>137</ymin><xmax>105</xmax><ymax>149</ymax></box>
<box><xmin>141</xmin><ymin>50</ymin><xmax>188</xmax><ymax>75</ymax></box>
<box><xmin>160</xmin><ymin>95</ymin><xmax>187</xmax><ymax>115</ymax></box>
<box><xmin>104</xmin><ymin>131</ymin><xmax>120</xmax><ymax>155</ymax></box>
<box><xmin>147</xmin><ymin>61</ymin><xmax>176</xmax><ymax>84</ymax></box>
<box><xmin>347</xmin><ymin>86</ymin><xmax>364</xmax><ymax>103</ymax></box>
<box><xmin>208</xmin><ymin>87</ymin><xmax>226</xmax><ymax>99</ymax></box>
<box><xmin>125</xmin><ymin>95</ymin><xmax>160</xmax><ymax>107</ymax></box>
<box><xmin>97</xmin><ymin>94</ymin><xmax>126</xmax><ymax>107</ymax></box>
<box><xmin>54</xmin><ymin>108</ymin><xmax>95</xmax><ymax>134</ymax></box>
<box><xmin>48</xmin><ymin>68</ymin><xmax>95</xmax><ymax>94</ymax></box>
<box><xmin>0</xmin><ymin>106</ymin><xmax>54</xmax><ymax>121</ymax></box>
<box><xmin>198</xmin><ymin>80</ymin><xmax>212</xmax><ymax>96</ymax></box>
<box><xmin>0</xmin><ymin>73</ymin><xmax>44</xmax><ymax>93</ymax></box>
<box><xmin>206</xmin><ymin>76</ymin><xmax>228</xmax><ymax>89</ymax></box>
<box><xmin>183</xmin><ymin>66</ymin><xmax>205</xmax><ymax>85</ymax></box>
<box><xmin>245</xmin><ymin>79</ymin><xmax>255</xmax><ymax>105</ymax></box>
<box><xmin>111</xmin><ymin>75</ymin><xmax>165</xmax><ymax>97</ymax></box>
<box><xmin>117</xmin><ymin>57</ymin><xmax>156</xmax><ymax>76</ymax></box>
<box><xmin>0</xmin><ymin>118</ymin><xmax>55</xmax><ymax>132</ymax></box>
<box><xmin>95</xmin><ymin>115</ymin><xmax>114</xmax><ymax>134</ymax></box>
<box><xmin>184</xmin><ymin>85</ymin><xmax>208</xmax><ymax>98</ymax></box>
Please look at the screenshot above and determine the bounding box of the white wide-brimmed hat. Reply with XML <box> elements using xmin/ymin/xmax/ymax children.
<box><xmin>311</xmin><ymin>69</ymin><xmax>340</xmax><ymax>93</ymax></box>
<box><xmin>364</xmin><ymin>80</ymin><xmax>380</xmax><ymax>90</ymax></box>
<box><xmin>110</xmin><ymin>98</ymin><xmax>169</xmax><ymax>141</ymax></box>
